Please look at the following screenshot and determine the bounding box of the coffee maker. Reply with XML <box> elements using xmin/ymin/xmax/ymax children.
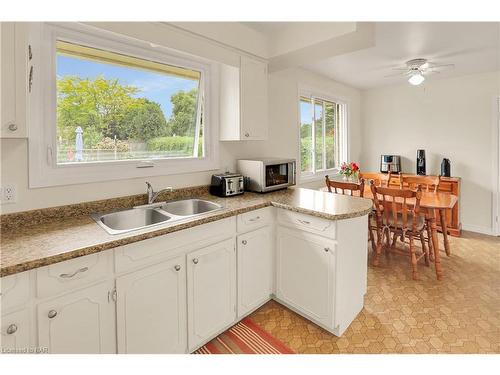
<box><xmin>416</xmin><ymin>150</ymin><xmax>426</xmax><ymax>175</ymax></box>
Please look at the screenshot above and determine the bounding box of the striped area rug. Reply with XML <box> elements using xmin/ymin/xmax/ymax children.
<box><xmin>193</xmin><ymin>317</ymin><xmax>294</xmax><ymax>354</ymax></box>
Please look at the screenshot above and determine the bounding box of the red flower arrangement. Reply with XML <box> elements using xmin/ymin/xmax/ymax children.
<box><xmin>339</xmin><ymin>161</ymin><xmax>360</xmax><ymax>180</ymax></box>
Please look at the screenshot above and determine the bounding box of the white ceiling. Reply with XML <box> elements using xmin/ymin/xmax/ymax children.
<box><xmin>302</xmin><ymin>22</ymin><xmax>499</xmax><ymax>89</ymax></box>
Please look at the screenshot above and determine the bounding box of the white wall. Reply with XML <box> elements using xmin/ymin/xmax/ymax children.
<box><xmin>360</xmin><ymin>71</ymin><xmax>500</xmax><ymax>234</ymax></box>
<box><xmin>0</xmin><ymin>22</ymin><xmax>362</xmax><ymax>214</ymax></box>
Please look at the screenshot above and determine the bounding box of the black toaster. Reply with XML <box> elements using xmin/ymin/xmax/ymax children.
<box><xmin>209</xmin><ymin>173</ymin><xmax>244</xmax><ymax>197</ymax></box>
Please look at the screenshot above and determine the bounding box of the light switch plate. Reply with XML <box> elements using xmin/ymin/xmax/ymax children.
<box><xmin>1</xmin><ymin>184</ymin><xmax>17</xmax><ymax>204</ymax></box>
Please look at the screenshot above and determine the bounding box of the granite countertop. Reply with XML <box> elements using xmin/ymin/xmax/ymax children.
<box><xmin>0</xmin><ymin>188</ymin><xmax>373</xmax><ymax>277</ymax></box>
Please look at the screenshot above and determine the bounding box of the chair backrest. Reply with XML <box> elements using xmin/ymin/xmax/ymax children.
<box><xmin>399</xmin><ymin>174</ymin><xmax>440</xmax><ymax>192</ymax></box>
<box><xmin>325</xmin><ymin>176</ymin><xmax>365</xmax><ymax>197</ymax></box>
<box><xmin>370</xmin><ymin>182</ymin><xmax>422</xmax><ymax>231</ymax></box>
<box><xmin>359</xmin><ymin>172</ymin><xmax>392</xmax><ymax>187</ymax></box>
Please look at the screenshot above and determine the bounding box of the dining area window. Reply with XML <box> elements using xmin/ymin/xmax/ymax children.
<box><xmin>299</xmin><ymin>95</ymin><xmax>347</xmax><ymax>178</ymax></box>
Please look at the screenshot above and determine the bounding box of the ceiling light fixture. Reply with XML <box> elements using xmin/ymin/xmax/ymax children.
<box><xmin>408</xmin><ymin>71</ymin><xmax>425</xmax><ymax>86</ymax></box>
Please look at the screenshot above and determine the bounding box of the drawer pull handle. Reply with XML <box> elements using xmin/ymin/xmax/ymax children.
<box><xmin>48</xmin><ymin>310</ymin><xmax>57</xmax><ymax>319</ymax></box>
<box><xmin>174</xmin><ymin>265</ymin><xmax>181</xmax><ymax>271</ymax></box>
<box><xmin>242</xmin><ymin>240</ymin><xmax>247</xmax><ymax>245</ymax></box>
<box><xmin>6</xmin><ymin>324</ymin><xmax>18</xmax><ymax>335</ymax></box>
<box><xmin>324</xmin><ymin>247</ymin><xmax>330</xmax><ymax>253</ymax></box>
<box><xmin>248</xmin><ymin>216</ymin><xmax>261</xmax><ymax>222</ymax></box>
<box><xmin>298</xmin><ymin>219</ymin><xmax>311</xmax><ymax>225</ymax></box>
<box><xmin>59</xmin><ymin>267</ymin><xmax>89</xmax><ymax>278</ymax></box>
<box><xmin>8</xmin><ymin>123</ymin><xmax>18</xmax><ymax>132</ymax></box>
<box><xmin>192</xmin><ymin>258</ymin><xmax>199</xmax><ymax>265</ymax></box>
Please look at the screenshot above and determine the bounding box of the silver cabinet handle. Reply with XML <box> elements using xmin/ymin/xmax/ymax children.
<box><xmin>298</xmin><ymin>219</ymin><xmax>311</xmax><ymax>225</ymax></box>
<box><xmin>248</xmin><ymin>216</ymin><xmax>261</xmax><ymax>222</ymax></box>
<box><xmin>324</xmin><ymin>247</ymin><xmax>330</xmax><ymax>253</ymax></box>
<box><xmin>242</xmin><ymin>240</ymin><xmax>247</xmax><ymax>245</ymax></box>
<box><xmin>244</xmin><ymin>132</ymin><xmax>250</xmax><ymax>137</ymax></box>
<box><xmin>6</xmin><ymin>324</ymin><xmax>18</xmax><ymax>335</ymax></box>
<box><xmin>8</xmin><ymin>123</ymin><xmax>17</xmax><ymax>131</ymax></box>
<box><xmin>174</xmin><ymin>265</ymin><xmax>181</xmax><ymax>271</ymax></box>
<box><xmin>28</xmin><ymin>65</ymin><xmax>34</xmax><ymax>93</ymax></box>
<box><xmin>48</xmin><ymin>310</ymin><xmax>57</xmax><ymax>319</ymax></box>
<box><xmin>59</xmin><ymin>267</ymin><xmax>89</xmax><ymax>278</ymax></box>
<box><xmin>192</xmin><ymin>258</ymin><xmax>199</xmax><ymax>265</ymax></box>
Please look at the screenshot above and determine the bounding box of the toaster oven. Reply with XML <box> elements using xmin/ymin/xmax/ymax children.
<box><xmin>237</xmin><ymin>158</ymin><xmax>296</xmax><ymax>193</ymax></box>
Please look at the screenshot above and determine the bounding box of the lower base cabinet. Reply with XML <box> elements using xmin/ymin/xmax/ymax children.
<box><xmin>276</xmin><ymin>226</ymin><xmax>335</xmax><ymax>329</ymax></box>
<box><xmin>187</xmin><ymin>238</ymin><xmax>236</xmax><ymax>351</ymax></box>
<box><xmin>116</xmin><ymin>256</ymin><xmax>187</xmax><ymax>354</ymax></box>
<box><xmin>237</xmin><ymin>226</ymin><xmax>273</xmax><ymax>317</ymax></box>
<box><xmin>37</xmin><ymin>280</ymin><xmax>116</xmax><ymax>354</ymax></box>
<box><xmin>1</xmin><ymin>308</ymin><xmax>31</xmax><ymax>353</ymax></box>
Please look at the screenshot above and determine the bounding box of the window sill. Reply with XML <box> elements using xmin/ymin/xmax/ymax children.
<box><xmin>299</xmin><ymin>169</ymin><xmax>340</xmax><ymax>184</ymax></box>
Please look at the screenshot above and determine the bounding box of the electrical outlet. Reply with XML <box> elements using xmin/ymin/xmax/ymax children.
<box><xmin>1</xmin><ymin>184</ymin><xmax>17</xmax><ymax>204</ymax></box>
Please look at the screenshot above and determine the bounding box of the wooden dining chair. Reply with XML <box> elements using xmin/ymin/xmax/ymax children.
<box><xmin>324</xmin><ymin>176</ymin><xmax>380</xmax><ymax>255</ymax></box>
<box><xmin>359</xmin><ymin>171</ymin><xmax>392</xmax><ymax>187</ymax></box>
<box><xmin>325</xmin><ymin>175</ymin><xmax>365</xmax><ymax>197</ymax></box>
<box><xmin>400</xmin><ymin>174</ymin><xmax>441</xmax><ymax>192</ymax></box>
<box><xmin>399</xmin><ymin>174</ymin><xmax>441</xmax><ymax>258</ymax></box>
<box><xmin>370</xmin><ymin>183</ymin><xmax>430</xmax><ymax>280</ymax></box>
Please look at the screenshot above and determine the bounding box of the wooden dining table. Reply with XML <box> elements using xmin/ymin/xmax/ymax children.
<box><xmin>320</xmin><ymin>185</ymin><xmax>458</xmax><ymax>280</ymax></box>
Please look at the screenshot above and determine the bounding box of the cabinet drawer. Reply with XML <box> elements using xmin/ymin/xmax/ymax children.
<box><xmin>36</xmin><ymin>252</ymin><xmax>112</xmax><ymax>298</ymax></box>
<box><xmin>277</xmin><ymin>209</ymin><xmax>336</xmax><ymax>239</ymax></box>
<box><xmin>115</xmin><ymin>217</ymin><xmax>236</xmax><ymax>274</ymax></box>
<box><xmin>237</xmin><ymin>207</ymin><xmax>274</xmax><ymax>233</ymax></box>
<box><xmin>1</xmin><ymin>308</ymin><xmax>32</xmax><ymax>352</ymax></box>
<box><xmin>1</xmin><ymin>271</ymin><xmax>31</xmax><ymax>311</ymax></box>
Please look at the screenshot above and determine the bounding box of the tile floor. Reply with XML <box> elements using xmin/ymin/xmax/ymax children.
<box><xmin>249</xmin><ymin>231</ymin><xmax>500</xmax><ymax>353</ymax></box>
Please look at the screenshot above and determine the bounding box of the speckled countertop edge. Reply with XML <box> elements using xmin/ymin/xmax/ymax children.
<box><xmin>1</xmin><ymin>188</ymin><xmax>373</xmax><ymax>277</ymax></box>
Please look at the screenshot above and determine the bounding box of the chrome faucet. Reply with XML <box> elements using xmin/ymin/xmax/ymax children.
<box><xmin>145</xmin><ymin>182</ymin><xmax>173</xmax><ymax>204</ymax></box>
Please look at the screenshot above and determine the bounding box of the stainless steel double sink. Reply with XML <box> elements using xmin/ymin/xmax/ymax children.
<box><xmin>91</xmin><ymin>199</ymin><xmax>222</xmax><ymax>235</ymax></box>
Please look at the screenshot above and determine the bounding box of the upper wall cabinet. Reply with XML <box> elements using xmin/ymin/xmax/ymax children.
<box><xmin>219</xmin><ymin>55</ymin><xmax>268</xmax><ymax>141</ymax></box>
<box><xmin>0</xmin><ymin>22</ymin><xmax>29</xmax><ymax>138</ymax></box>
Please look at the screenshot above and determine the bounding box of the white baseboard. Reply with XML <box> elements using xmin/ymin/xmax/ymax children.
<box><xmin>461</xmin><ymin>223</ymin><xmax>497</xmax><ymax>236</ymax></box>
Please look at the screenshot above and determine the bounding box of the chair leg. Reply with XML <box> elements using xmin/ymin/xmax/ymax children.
<box><xmin>368</xmin><ymin>224</ymin><xmax>376</xmax><ymax>253</ymax></box>
<box><xmin>426</xmin><ymin>220</ymin><xmax>434</xmax><ymax>262</ymax></box>
<box><xmin>420</xmin><ymin>232</ymin><xmax>430</xmax><ymax>267</ymax></box>
<box><xmin>409</xmin><ymin>234</ymin><xmax>419</xmax><ymax>280</ymax></box>
<box><xmin>373</xmin><ymin>230</ymin><xmax>384</xmax><ymax>267</ymax></box>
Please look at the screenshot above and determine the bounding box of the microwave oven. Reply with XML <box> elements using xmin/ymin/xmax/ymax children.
<box><xmin>237</xmin><ymin>158</ymin><xmax>296</xmax><ymax>193</ymax></box>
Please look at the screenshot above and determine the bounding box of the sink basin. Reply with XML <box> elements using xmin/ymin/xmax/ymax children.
<box><xmin>161</xmin><ymin>199</ymin><xmax>222</xmax><ymax>216</ymax></box>
<box><xmin>92</xmin><ymin>207</ymin><xmax>171</xmax><ymax>235</ymax></box>
<box><xmin>92</xmin><ymin>198</ymin><xmax>222</xmax><ymax>235</ymax></box>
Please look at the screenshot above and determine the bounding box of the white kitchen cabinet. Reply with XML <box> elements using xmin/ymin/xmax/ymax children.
<box><xmin>116</xmin><ymin>256</ymin><xmax>187</xmax><ymax>354</ymax></box>
<box><xmin>0</xmin><ymin>22</ymin><xmax>28</xmax><ymax>138</ymax></box>
<box><xmin>237</xmin><ymin>226</ymin><xmax>273</xmax><ymax>317</ymax></box>
<box><xmin>187</xmin><ymin>238</ymin><xmax>236</xmax><ymax>351</ymax></box>
<box><xmin>1</xmin><ymin>308</ymin><xmax>32</xmax><ymax>352</ymax></box>
<box><xmin>276</xmin><ymin>226</ymin><xmax>335</xmax><ymax>329</ymax></box>
<box><xmin>219</xmin><ymin>55</ymin><xmax>268</xmax><ymax>141</ymax></box>
<box><xmin>37</xmin><ymin>280</ymin><xmax>116</xmax><ymax>354</ymax></box>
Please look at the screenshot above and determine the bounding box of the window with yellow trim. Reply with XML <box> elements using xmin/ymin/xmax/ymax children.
<box><xmin>56</xmin><ymin>41</ymin><xmax>204</xmax><ymax>165</ymax></box>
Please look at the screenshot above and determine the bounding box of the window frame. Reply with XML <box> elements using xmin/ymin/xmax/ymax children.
<box><xmin>298</xmin><ymin>87</ymin><xmax>349</xmax><ymax>182</ymax></box>
<box><xmin>28</xmin><ymin>22</ymin><xmax>219</xmax><ymax>188</ymax></box>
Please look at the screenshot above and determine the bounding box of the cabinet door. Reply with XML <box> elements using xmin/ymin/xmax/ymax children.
<box><xmin>187</xmin><ymin>238</ymin><xmax>236</xmax><ymax>350</ymax></box>
<box><xmin>237</xmin><ymin>226</ymin><xmax>273</xmax><ymax>317</ymax></box>
<box><xmin>240</xmin><ymin>55</ymin><xmax>268</xmax><ymax>140</ymax></box>
<box><xmin>1</xmin><ymin>308</ymin><xmax>31</xmax><ymax>352</ymax></box>
<box><xmin>116</xmin><ymin>256</ymin><xmax>187</xmax><ymax>354</ymax></box>
<box><xmin>1</xmin><ymin>22</ymin><xmax>28</xmax><ymax>138</ymax></box>
<box><xmin>1</xmin><ymin>23</ymin><xmax>16</xmax><ymax>136</ymax></box>
<box><xmin>276</xmin><ymin>226</ymin><xmax>335</xmax><ymax>328</ymax></box>
<box><xmin>37</xmin><ymin>280</ymin><xmax>116</xmax><ymax>354</ymax></box>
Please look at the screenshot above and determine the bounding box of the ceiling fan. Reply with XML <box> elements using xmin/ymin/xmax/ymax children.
<box><xmin>386</xmin><ymin>58</ymin><xmax>455</xmax><ymax>86</ymax></box>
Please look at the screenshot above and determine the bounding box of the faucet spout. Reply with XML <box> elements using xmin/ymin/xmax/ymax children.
<box><xmin>145</xmin><ymin>181</ymin><xmax>173</xmax><ymax>204</ymax></box>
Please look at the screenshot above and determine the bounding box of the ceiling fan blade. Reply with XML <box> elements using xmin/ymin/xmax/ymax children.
<box><xmin>427</xmin><ymin>63</ymin><xmax>455</xmax><ymax>69</ymax></box>
<box><xmin>384</xmin><ymin>71</ymin><xmax>410</xmax><ymax>77</ymax></box>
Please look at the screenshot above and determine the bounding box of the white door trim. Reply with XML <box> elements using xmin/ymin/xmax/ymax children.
<box><xmin>492</xmin><ymin>95</ymin><xmax>500</xmax><ymax>236</ymax></box>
